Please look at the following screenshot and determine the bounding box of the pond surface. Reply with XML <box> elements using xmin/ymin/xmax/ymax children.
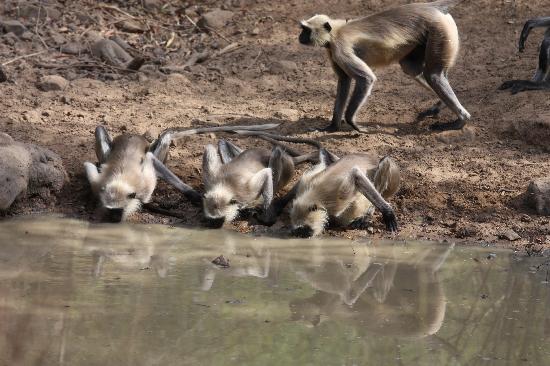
<box><xmin>0</xmin><ymin>217</ymin><xmax>549</xmax><ymax>366</ymax></box>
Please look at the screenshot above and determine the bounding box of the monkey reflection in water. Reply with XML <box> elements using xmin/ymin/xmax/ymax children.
<box><xmin>289</xmin><ymin>242</ymin><xmax>453</xmax><ymax>338</ymax></box>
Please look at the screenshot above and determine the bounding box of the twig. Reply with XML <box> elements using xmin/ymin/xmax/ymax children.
<box><xmin>2</xmin><ymin>50</ymin><xmax>48</xmax><ymax>66</ymax></box>
<box><xmin>204</xmin><ymin>25</ymin><xmax>231</xmax><ymax>44</ymax></box>
<box><xmin>248</xmin><ymin>50</ymin><xmax>262</xmax><ymax>69</ymax></box>
<box><xmin>184</xmin><ymin>14</ymin><xmax>199</xmax><ymax>29</ymax></box>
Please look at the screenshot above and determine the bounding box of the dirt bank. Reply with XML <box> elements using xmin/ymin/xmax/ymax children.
<box><xmin>1</xmin><ymin>0</ymin><xmax>550</xmax><ymax>254</ymax></box>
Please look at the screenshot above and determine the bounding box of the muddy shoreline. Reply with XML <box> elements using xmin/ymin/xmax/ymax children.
<box><xmin>1</xmin><ymin>1</ymin><xmax>550</xmax><ymax>254</ymax></box>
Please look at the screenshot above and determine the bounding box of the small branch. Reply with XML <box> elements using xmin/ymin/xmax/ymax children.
<box><xmin>2</xmin><ymin>50</ymin><xmax>48</xmax><ymax>66</ymax></box>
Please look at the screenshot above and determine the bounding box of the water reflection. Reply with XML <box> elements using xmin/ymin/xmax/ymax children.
<box><xmin>0</xmin><ymin>217</ymin><xmax>548</xmax><ymax>366</ymax></box>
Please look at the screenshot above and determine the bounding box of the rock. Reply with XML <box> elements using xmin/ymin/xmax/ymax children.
<box><xmin>60</xmin><ymin>42</ymin><xmax>84</xmax><ymax>55</ymax></box>
<box><xmin>20</xmin><ymin>31</ymin><xmax>33</xmax><ymax>41</ymax></box>
<box><xmin>2</xmin><ymin>32</ymin><xmax>18</xmax><ymax>46</ymax></box>
<box><xmin>251</xmin><ymin>27</ymin><xmax>260</xmax><ymax>35</ymax></box>
<box><xmin>117</xmin><ymin>20</ymin><xmax>147</xmax><ymax>33</ymax></box>
<box><xmin>526</xmin><ymin>178</ymin><xmax>550</xmax><ymax>215</ymax></box>
<box><xmin>0</xmin><ymin>20</ymin><xmax>27</xmax><ymax>36</ymax></box>
<box><xmin>269</xmin><ymin>60</ymin><xmax>298</xmax><ymax>74</ymax></box>
<box><xmin>26</xmin><ymin>144</ymin><xmax>67</xmax><ymax>199</ymax></box>
<box><xmin>143</xmin><ymin>0</ymin><xmax>162</xmax><ymax>10</ymax></box>
<box><xmin>274</xmin><ymin>108</ymin><xmax>300</xmax><ymax>122</ymax></box>
<box><xmin>499</xmin><ymin>229</ymin><xmax>521</xmax><ymax>241</ymax></box>
<box><xmin>0</xmin><ymin>134</ymin><xmax>31</xmax><ymax>209</ymax></box>
<box><xmin>197</xmin><ymin>9</ymin><xmax>234</xmax><ymax>29</ymax></box>
<box><xmin>38</xmin><ymin>75</ymin><xmax>69</xmax><ymax>91</ymax></box>
<box><xmin>0</xmin><ymin>134</ymin><xmax>66</xmax><ymax>210</ymax></box>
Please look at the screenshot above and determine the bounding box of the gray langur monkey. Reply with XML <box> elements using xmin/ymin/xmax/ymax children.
<box><xmin>199</xmin><ymin>133</ymin><xmax>321</xmax><ymax>228</ymax></box>
<box><xmin>287</xmin><ymin>149</ymin><xmax>400</xmax><ymax>238</ymax></box>
<box><xmin>299</xmin><ymin>0</ymin><xmax>470</xmax><ymax>132</ymax></box>
<box><xmin>84</xmin><ymin>123</ymin><xmax>279</xmax><ymax>222</ymax></box>
<box><xmin>500</xmin><ymin>16</ymin><xmax>550</xmax><ymax>94</ymax></box>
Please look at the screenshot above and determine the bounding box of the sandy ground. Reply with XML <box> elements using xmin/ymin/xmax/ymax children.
<box><xmin>1</xmin><ymin>0</ymin><xmax>550</xmax><ymax>254</ymax></box>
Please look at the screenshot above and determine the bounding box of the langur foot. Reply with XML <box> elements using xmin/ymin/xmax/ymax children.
<box><xmin>429</xmin><ymin>119</ymin><xmax>466</xmax><ymax>131</ymax></box>
<box><xmin>498</xmin><ymin>80</ymin><xmax>550</xmax><ymax>94</ymax></box>
<box><xmin>382</xmin><ymin>211</ymin><xmax>398</xmax><ymax>233</ymax></box>
<box><xmin>316</xmin><ymin>123</ymin><xmax>342</xmax><ymax>133</ymax></box>
<box><xmin>292</xmin><ymin>226</ymin><xmax>314</xmax><ymax>238</ymax></box>
<box><xmin>348</xmin><ymin>217</ymin><xmax>372</xmax><ymax>230</ymax></box>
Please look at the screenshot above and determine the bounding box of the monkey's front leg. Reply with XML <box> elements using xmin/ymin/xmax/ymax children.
<box><xmin>256</xmin><ymin>147</ymin><xmax>291</xmax><ymax>226</ymax></box>
<box><xmin>351</xmin><ymin>167</ymin><xmax>398</xmax><ymax>232</ymax></box>
<box><xmin>319</xmin><ymin>69</ymin><xmax>351</xmax><ymax>132</ymax></box>
<box><xmin>343</xmin><ymin>60</ymin><xmax>376</xmax><ymax>133</ymax></box>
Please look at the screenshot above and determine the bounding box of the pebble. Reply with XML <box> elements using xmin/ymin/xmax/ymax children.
<box><xmin>38</xmin><ymin>75</ymin><xmax>69</xmax><ymax>91</ymax></box>
<box><xmin>198</xmin><ymin>9</ymin><xmax>235</xmax><ymax>29</ymax></box>
<box><xmin>526</xmin><ymin>178</ymin><xmax>550</xmax><ymax>215</ymax></box>
<box><xmin>499</xmin><ymin>229</ymin><xmax>521</xmax><ymax>241</ymax></box>
<box><xmin>0</xmin><ymin>20</ymin><xmax>27</xmax><ymax>36</ymax></box>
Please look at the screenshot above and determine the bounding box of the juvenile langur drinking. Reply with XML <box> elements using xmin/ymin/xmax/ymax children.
<box><xmin>299</xmin><ymin>0</ymin><xmax>470</xmax><ymax>132</ymax></box>
<box><xmin>288</xmin><ymin>149</ymin><xmax>400</xmax><ymax>238</ymax></box>
<box><xmin>500</xmin><ymin>16</ymin><xmax>550</xmax><ymax>94</ymax></box>
<box><xmin>200</xmin><ymin>134</ymin><xmax>320</xmax><ymax>228</ymax></box>
<box><xmin>84</xmin><ymin>124</ymin><xmax>279</xmax><ymax>222</ymax></box>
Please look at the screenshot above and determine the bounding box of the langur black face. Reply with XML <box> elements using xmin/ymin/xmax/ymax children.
<box><xmin>299</xmin><ymin>24</ymin><xmax>312</xmax><ymax>45</ymax></box>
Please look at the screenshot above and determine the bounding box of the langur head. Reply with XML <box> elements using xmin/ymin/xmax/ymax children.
<box><xmin>299</xmin><ymin>14</ymin><xmax>334</xmax><ymax>47</ymax></box>
<box><xmin>289</xmin><ymin>192</ymin><xmax>328</xmax><ymax>238</ymax></box>
<box><xmin>98</xmin><ymin>178</ymin><xmax>141</xmax><ymax>222</ymax></box>
<box><xmin>203</xmin><ymin>184</ymin><xmax>240</xmax><ymax>228</ymax></box>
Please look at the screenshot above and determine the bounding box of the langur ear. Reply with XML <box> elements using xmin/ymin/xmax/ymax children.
<box><xmin>323</xmin><ymin>22</ymin><xmax>332</xmax><ymax>32</ymax></box>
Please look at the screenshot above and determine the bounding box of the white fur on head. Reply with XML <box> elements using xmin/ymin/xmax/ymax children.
<box><xmin>301</xmin><ymin>14</ymin><xmax>335</xmax><ymax>47</ymax></box>
<box><xmin>203</xmin><ymin>184</ymin><xmax>240</xmax><ymax>223</ymax></box>
<box><xmin>290</xmin><ymin>189</ymin><xmax>328</xmax><ymax>237</ymax></box>
<box><xmin>99</xmin><ymin>175</ymin><xmax>140</xmax><ymax>216</ymax></box>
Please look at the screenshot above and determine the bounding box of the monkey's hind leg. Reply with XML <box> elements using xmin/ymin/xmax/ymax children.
<box><xmin>256</xmin><ymin>147</ymin><xmax>294</xmax><ymax>226</ymax></box>
<box><xmin>94</xmin><ymin>126</ymin><xmax>112</xmax><ymax>164</ymax></box>
<box><xmin>218</xmin><ymin>140</ymin><xmax>243</xmax><ymax>164</ymax></box>
<box><xmin>500</xmin><ymin>31</ymin><xmax>550</xmax><ymax>94</ymax></box>
<box><xmin>400</xmin><ymin>46</ymin><xmax>446</xmax><ymax>121</ymax></box>
<box><xmin>422</xmin><ymin>23</ymin><xmax>471</xmax><ymax>131</ymax></box>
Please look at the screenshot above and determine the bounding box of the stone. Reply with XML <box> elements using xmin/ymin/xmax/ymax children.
<box><xmin>269</xmin><ymin>60</ymin><xmax>298</xmax><ymax>74</ymax></box>
<box><xmin>0</xmin><ymin>20</ymin><xmax>27</xmax><ymax>36</ymax></box>
<box><xmin>526</xmin><ymin>178</ymin><xmax>550</xmax><ymax>215</ymax></box>
<box><xmin>0</xmin><ymin>134</ymin><xmax>67</xmax><ymax>210</ymax></box>
<box><xmin>60</xmin><ymin>42</ymin><xmax>84</xmax><ymax>55</ymax></box>
<box><xmin>197</xmin><ymin>9</ymin><xmax>234</xmax><ymax>29</ymax></box>
<box><xmin>117</xmin><ymin>20</ymin><xmax>147</xmax><ymax>33</ymax></box>
<box><xmin>26</xmin><ymin>144</ymin><xmax>67</xmax><ymax>199</ymax></box>
<box><xmin>0</xmin><ymin>134</ymin><xmax>31</xmax><ymax>210</ymax></box>
<box><xmin>38</xmin><ymin>75</ymin><xmax>69</xmax><ymax>91</ymax></box>
<box><xmin>143</xmin><ymin>0</ymin><xmax>163</xmax><ymax>10</ymax></box>
<box><xmin>498</xmin><ymin>229</ymin><xmax>521</xmax><ymax>241</ymax></box>
<box><xmin>274</xmin><ymin>108</ymin><xmax>300</xmax><ymax>122</ymax></box>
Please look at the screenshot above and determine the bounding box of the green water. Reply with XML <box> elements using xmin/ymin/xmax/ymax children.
<box><xmin>0</xmin><ymin>217</ymin><xmax>548</xmax><ymax>366</ymax></box>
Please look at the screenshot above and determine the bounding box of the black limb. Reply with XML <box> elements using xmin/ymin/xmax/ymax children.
<box><xmin>151</xmin><ymin>155</ymin><xmax>202</xmax><ymax>206</ymax></box>
<box><xmin>94</xmin><ymin>126</ymin><xmax>112</xmax><ymax>164</ymax></box>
